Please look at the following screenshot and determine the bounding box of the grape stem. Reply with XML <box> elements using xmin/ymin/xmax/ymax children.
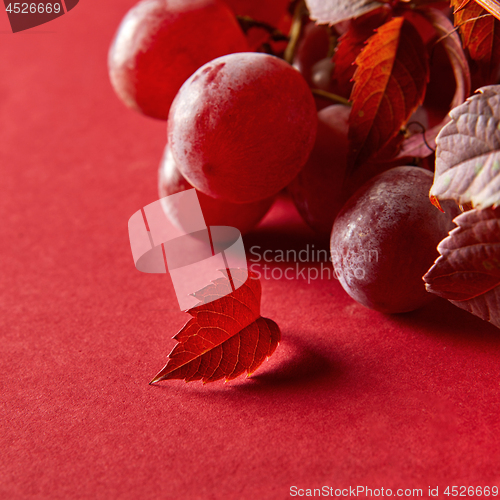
<box><xmin>236</xmin><ymin>16</ymin><xmax>289</xmax><ymax>42</ymax></box>
<box><xmin>405</xmin><ymin>121</ymin><xmax>435</xmax><ymax>154</ymax></box>
<box><xmin>432</xmin><ymin>14</ymin><xmax>492</xmax><ymax>48</ymax></box>
<box><xmin>284</xmin><ymin>0</ymin><xmax>308</xmax><ymax>64</ymax></box>
<box><xmin>311</xmin><ymin>88</ymin><xmax>351</xmax><ymax>106</ymax></box>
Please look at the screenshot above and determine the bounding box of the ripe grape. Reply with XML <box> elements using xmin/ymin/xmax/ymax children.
<box><xmin>288</xmin><ymin>104</ymin><xmax>350</xmax><ymax>236</ymax></box>
<box><xmin>292</xmin><ymin>22</ymin><xmax>343</xmax><ymax>110</ymax></box>
<box><xmin>108</xmin><ymin>0</ymin><xmax>249</xmax><ymax>120</ymax></box>
<box><xmin>167</xmin><ymin>52</ymin><xmax>317</xmax><ymax>204</ymax></box>
<box><xmin>310</xmin><ymin>57</ymin><xmax>336</xmax><ymax>93</ymax></box>
<box><xmin>292</xmin><ymin>22</ymin><xmax>331</xmax><ymax>88</ymax></box>
<box><xmin>159</xmin><ymin>145</ymin><xmax>274</xmax><ymax>235</ymax></box>
<box><xmin>330</xmin><ymin>167</ymin><xmax>458</xmax><ymax>313</ymax></box>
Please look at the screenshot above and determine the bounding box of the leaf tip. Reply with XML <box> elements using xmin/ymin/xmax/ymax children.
<box><xmin>430</xmin><ymin>194</ymin><xmax>444</xmax><ymax>212</ymax></box>
<box><xmin>150</xmin><ymin>367</ymin><xmax>168</xmax><ymax>384</ymax></box>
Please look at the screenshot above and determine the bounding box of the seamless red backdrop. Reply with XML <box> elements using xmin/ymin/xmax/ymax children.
<box><xmin>1</xmin><ymin>2</ymin><xmax>499</xmax><ymax>499</ymax></box>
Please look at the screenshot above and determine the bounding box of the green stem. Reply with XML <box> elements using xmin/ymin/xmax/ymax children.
<box><xmin>311</xmin><ymin>89</ymin><xmax>351</xmax><ymax>106</ymax></box>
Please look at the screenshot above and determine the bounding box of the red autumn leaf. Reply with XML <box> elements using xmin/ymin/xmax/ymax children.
<box><xmin>453</xmin><ymin>0</ymin><xmax>474</xmax><ymax>9</ymax></box>
<box><xmin>348</xmin><ymin>16</ymin><xmax>429</xmax><ymax>170</ymax></box>
<box><xmin>412</xmin><ymin>0</ymin><xmax>451</xmax><ymax>4</ymax></box>
<box><xmin>423</xmin><ymin>206</ymin><xmax>500</xmax><ymax>329</ymax></box>
<box><xmin>305</xmin><ymin>0</ymin><xmax>387</xmax><ymax>25</ymax></box>
<box><xmin>151</xmin><ymin>269</ymin><xmax>281</xmax><ymax>384</ymax></box>
<box><xmin>431</xmin><ymin>85</ymin><xmax>500</xmax><ymax>209</ymax></box>
<box><xmin>453</xmin><ymin>0</ymin><xmax>500</xmax><ymax>84</ymax></box>
<box><xmin>474</xmin><ymin>0</ymin><xmax>500</xmax><ymax>21</ymax></box>
<box><xmin>331</xmin><ymin>7</ymin><xmax>391</xmax><ymax>99</ymax></box>
<box><xmin>332</xmin><ymin>28</ymin><xmax>368</xmax><ymax>100</ymax></box>
<box><xmin>397</xmin><ymin>7</ymin><xmax>471</xmax><ymax>159</ymax></box>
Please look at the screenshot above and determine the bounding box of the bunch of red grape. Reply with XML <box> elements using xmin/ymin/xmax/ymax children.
<box><xmin>109</xmin><ymin>0</ymin><xmax>457</xmax><ymax>315</ymax></box>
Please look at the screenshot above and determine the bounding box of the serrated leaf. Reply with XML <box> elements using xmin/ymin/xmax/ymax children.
<box><xmin>397</xmin><ymin>8</ymin><xmax>471</xmax><ymax>159</ymax></box>
<box><xmin>424</xmin><ymin>206</ymin><xmax>500</xmax><ymax>329</ymax></box>
<box><xmin>431</xmin><ymin>85</ymin><xmax>500</xmax><ymax>208</ymax></box>
<box><xmin>151</xmin><ymin>269</ymin><xmax>280</xmax><ymax>384</ymax></box>
<box><xmin>331</xmin><ymin>7</ymin><xmax>391</xmax><ymax>99</ymax></box>
<box><xmin>305</xmin><ymin>0</ymin><xmax>386</xmax><ymax>25</ymax></box>
<box><xmin>453</xmin><ymin>0</ymin><xmax>500</xmax><ymax>84</ymax></box>
<box><xmin>474</xmin><ymin>0</ymin><xmax>500</xmax><ymax>21</ymax></box>
<box><xmin>348</xmin><ymin>17</ymin><xmax>429</xmax><ymax>170</ymax></box>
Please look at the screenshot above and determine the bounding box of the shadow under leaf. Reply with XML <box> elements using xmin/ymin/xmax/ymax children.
<box><xmin>388</xmin><ymin>296</ymin><xmax>500</xmax><ymax>345</ymax></box>
<box><xmin>237</xmin><ymin>333</ymin><xmax>342</xmax><ymax>391</ymax></box>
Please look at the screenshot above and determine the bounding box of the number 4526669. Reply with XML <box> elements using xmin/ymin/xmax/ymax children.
<box><xmin>5</xmin><ymin>3</ymin><xmax>61</xmax><ymax>14</ymax></box>
<box><xmin>444</xmin><ymin>486</ymin><xmax>499</xmax><ymax>496</ymax></box>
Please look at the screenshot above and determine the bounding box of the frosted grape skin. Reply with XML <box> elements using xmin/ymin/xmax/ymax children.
<box><xmin>330</xmin><ymin>166</ymin><xmax>458</xmax><ymax>313</ymax></box>
<box><xmin>108</xmin><ymin>0</ymin><xmax>249</xmax><ymax>120</ymax></box>
<box><xmin>167</xmin><ymin>52</ymin><xmax>317</xmax><ymax>204</ymax></box>
<box><xmin>159</xmin><ymin>145</ymin><xmax>274</xmax><ymax>235</ymax></box>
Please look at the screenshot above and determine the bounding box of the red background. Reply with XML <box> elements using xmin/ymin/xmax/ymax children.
<box><xmin>1</xmin><ymin>2</ymin><xmax>500</xmax><ymax>499</ymax></box>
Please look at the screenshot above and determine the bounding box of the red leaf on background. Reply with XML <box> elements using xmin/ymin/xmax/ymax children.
<box><xmin>151</xmin><ymin>269</ymin><xmax>280</xmax><ymax>384</ymax></box>
<box><xmin>305</xmin><ymin>0</ymin><xmax>386</xmax><ymax>25</ymax></box>
<box><xmin>331</xmin><ymin>7</ymin><xmax>391</xmax><ymax>99</ymax></box>
<box><xmin>453</xmin><ymin>0</ymin><xmax>474</xmax><ymax>9</ymax></box>
<box><xmin>453</xmin><ymin>0</ymin><xmax>500</xmax><ymax>84</ymax></box>
<box><xmin>397</xmin><ymin>7</ymin><xmax>471</xmax><ymax>159</ymax></box>
<box><xmin>474</xmin><ymin>0</ymin><xmax>500</xmax><ymax>21</ymax></box>
<box><xmin>423</xmin><ymin>206</ymin><xmax>500</xmax><ymax>329</ymax></box>
<box><xmin>431</xmin><ymin>85</ymin><xmax>500</xmax><ymax>209</ymax></box>
<box><xmin>411</xmin><ymin>0</ymin><xmax>451</xmax><ymax>5</ymax></box>
<box><xmin>348</xmin><ymin>17</ymin><xmax>429</xmax><ymax>170</ymax></box>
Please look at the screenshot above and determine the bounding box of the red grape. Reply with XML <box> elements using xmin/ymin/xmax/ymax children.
<box><xmin>159</xmin><ymin>145</ymin><xmax>274</xmax><ymax>235</ymax></box>
<box><xmin>108</xmin><ymin>0</ymin><xmax>249</xmax><ymax>120</ymax></box>
<box><xmin>292</xmin><ymin>22</ymin><xmax>331</xmax><ymax>88</ymax></box>
<box><xmin>288</xmin><ymin>104</ymin><xmax>350</xmax><ymax>236</ymax></box>
<box><xmin>167</xmin><ymin>52</ymin><xmax>317</xmax><ymax>204</ymax></box>
<box><xmin>330</xmin><ymin>167</ymin><xmax>458</xmax><ymax>313</ymax></box>
<box><xmin>310</xmin><ymin>58</ymin><xmax>336</xmax><ymax>93</ymax></box>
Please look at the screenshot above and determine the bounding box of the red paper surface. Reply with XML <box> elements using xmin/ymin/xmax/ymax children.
<box><xmin>1</xmin><ymin>2</ymin><xmax>500</xmax><ymax>499</ymax></box>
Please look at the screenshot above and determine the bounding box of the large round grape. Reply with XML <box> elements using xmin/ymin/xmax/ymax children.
<box><xmin>330</xmin><ymin>167</ymin><xmax>458</xmax><ymax>314</ymax></box>
<box><xmin>167</xmin><ymin>52</ymin><xmax>317</xmax><ymax>204</ymax></box>
<box><xmin>288</xmin><ymin>104</ymin><xmax>350</xmax><ymax>236</ymax></box>
<box><xmin>158</xmin><ymin>145</ymin><xmax>274</xmax><ymax>235</ymax></box>
<box><xmin>108</xmin><ymin>0</ymin><xmax>248</xmax><ymax>120</ymax></box>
